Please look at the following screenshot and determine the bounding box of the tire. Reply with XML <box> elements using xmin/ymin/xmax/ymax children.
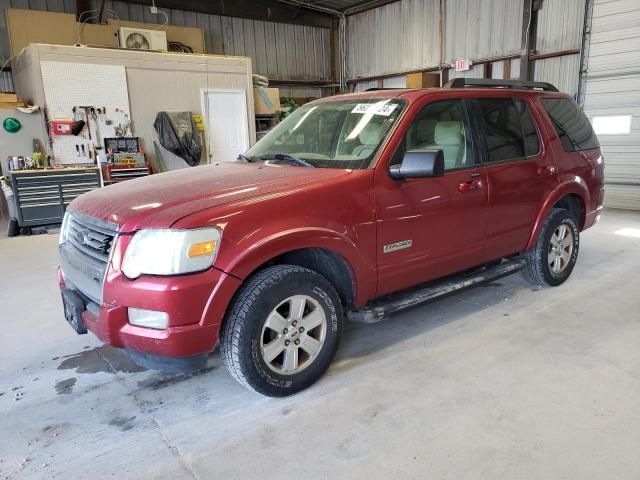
<box><xmin>221</xmin><ymin>265</ymin><xmax>343</xmax><ymax>397</ymax></box>
<box><xmin>523</xmin><ymin>208</ymin><xmax>580</xmax><ymax>287</ymax></box>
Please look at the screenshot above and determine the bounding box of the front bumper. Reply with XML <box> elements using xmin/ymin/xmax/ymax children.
<box><xmin>58</xmin><ymin>266</ymin><xmax>241</xmax><ymax>359</ymax></box>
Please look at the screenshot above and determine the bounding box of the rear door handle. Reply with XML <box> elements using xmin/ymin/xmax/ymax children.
<box><xmin>537</xmin><ymin>165</ymin><xmax>556</xmax><ymax>177</ymax></box>
<box><xmin>458</xmin><ymin>179</ymin><xmax>483</xmax><ymax>193</ymax></box>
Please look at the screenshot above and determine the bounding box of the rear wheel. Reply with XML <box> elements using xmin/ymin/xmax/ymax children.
<box><xmin>523</xmin><ymin>208</ymin><xmax>580</xmax><ymax>286</ymax></box>
<box><xmin>221</xmin><ymin>265</ymin><xmax>342</xmax><ymax>397</ymax></box>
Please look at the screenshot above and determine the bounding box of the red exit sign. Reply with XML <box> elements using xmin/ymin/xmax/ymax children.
<box><xmin>455</xmin><ymin>59</ymin><xmax>471</xmax><ymax>72</ymax></box>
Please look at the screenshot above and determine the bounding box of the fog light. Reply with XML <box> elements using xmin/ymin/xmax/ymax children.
<box><xmin>128</xmin><ymin>308</ymin><xmax>169</xmax><ymax>330</ymax></box>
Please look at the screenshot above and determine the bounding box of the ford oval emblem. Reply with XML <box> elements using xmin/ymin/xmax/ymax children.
<box><xmin>75</xmin><ymin>229</ymin><xmax>90</xmax><ymax>245</ymax></box>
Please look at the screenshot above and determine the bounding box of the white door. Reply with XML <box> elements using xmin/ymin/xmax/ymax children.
<box><xmin>202</xmin><ymin>89</ymin><xmax>250</xmax><ymax>163</ymax></box>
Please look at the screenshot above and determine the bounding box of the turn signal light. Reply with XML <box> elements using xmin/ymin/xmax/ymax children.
<box><xmin>188</xmin><ymin>240</ymin><xmax>217</xmax><ymax>258</ymax></box>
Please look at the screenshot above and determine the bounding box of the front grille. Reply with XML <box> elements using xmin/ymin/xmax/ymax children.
<box><xmin>59</xmin><ymin>210</ymin><xmax>119</xmax><ymax>304</ymax></box>
<box><xmin>67</xmin><ymin>214</ymin><xmax>116</xmax><ymax>265</ymax></box>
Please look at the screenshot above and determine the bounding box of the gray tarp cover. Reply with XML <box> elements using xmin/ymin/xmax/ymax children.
<box><xmin>154</xmin><ymin>112</ymin><xmax>201</xmax><ymax>167</ymax></box>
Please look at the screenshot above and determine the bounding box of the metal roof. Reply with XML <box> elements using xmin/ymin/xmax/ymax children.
<box><xmin>277</xmin><ymin>0</ymin><xmax>403</xmax><ymax>15</ymax></box>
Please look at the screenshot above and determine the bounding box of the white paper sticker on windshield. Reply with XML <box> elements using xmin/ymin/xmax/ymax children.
<box><xmin>351</xmin><ymin>103</ymin><xmax>398</xmax><ymax>116</ymax></box>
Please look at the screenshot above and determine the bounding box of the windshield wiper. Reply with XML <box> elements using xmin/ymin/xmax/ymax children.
<box><xmin>237</xmin><ymin>153</ymin><xmax>252</xmax><ymax>162</ymax></box>
<box><xmin>259</xmin><ymin>153</ymin><xmax>315</xmax><ymax>168</ymax></box>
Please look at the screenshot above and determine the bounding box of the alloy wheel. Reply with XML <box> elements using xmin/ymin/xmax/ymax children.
<box><xmin>260</xmin><ymin>295</ymin><xmax>327</xmax><ymax>375</ymax></box>
<box><xmin>548</xmin><ymin>224</ymin><xmax>574</xmax><ymax>274</ymax></box>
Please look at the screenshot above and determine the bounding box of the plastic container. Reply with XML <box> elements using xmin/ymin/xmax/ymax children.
<box><xmin>2</xmin><ymin>182</ymin><xmax>17</xmax><ymax>220</ymax></box>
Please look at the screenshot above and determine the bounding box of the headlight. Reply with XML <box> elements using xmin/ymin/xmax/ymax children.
<box><xmin>59</xmin><ymin>212</ymin><xmax>71</xmax><ymax>245</ymax></box>
<box><xmin>122</xmin><ymin>228</ymin><xmax>221</xmax><ymax>279</ymax></box>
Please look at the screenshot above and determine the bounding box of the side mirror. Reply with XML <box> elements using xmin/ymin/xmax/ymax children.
<box><xmin>389</xmin><ymin>149</ymin><xmax>445</xmax><ymax>180</ymax></box>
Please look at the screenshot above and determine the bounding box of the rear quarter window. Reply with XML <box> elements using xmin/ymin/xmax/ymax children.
<box><xmin>541</xmin><ymin>98</ymin><xmax>600</xmax><ymax>152</ymax></box>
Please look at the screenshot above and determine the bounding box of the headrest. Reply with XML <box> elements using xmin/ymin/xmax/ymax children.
<box><xmin>414</xmin><ymin>118</ymin><xmax>436</xmax><ymax>143</ymax></box>
<box><xmin>358</xmin><ymin>122</ymin><xmax>383</xmax><ymax>145</ymax></box>
<box><xmin>434</xmin><ymin>121</ymin><xmax>462</xmax><ymax>146</ymax></box>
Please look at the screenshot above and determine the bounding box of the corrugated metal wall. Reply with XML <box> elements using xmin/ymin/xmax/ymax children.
<box><xmin>92</xmin><ymin>0</ymin><xmax>332</xmax><ymax>82</ymax></box>
<box><xmin>347</xmin><ymin>0</ymin><xmax>523</xmax><ymax>80</ymax></box>
<box><xmin>534</xmin><ymin>54</ymin><xmax>581</xmax><ymax>95</ymax></box>
<box><xmin>533</xmin><ymin>0</ymin><xmax>585</xmax><ymax>96</ymax></box>
<box><xmin>0</xmin><ymin>0</ymin><xmax>331</xmax><ymax>93</ymax></box>
<box><xmin>444</xmin><ymin>0</ymin><xmax>522</xmax><ymax>63</ymax></box>
<box><xmin>347</xmin><ymin>0</ymin><xmax>440</xmax><ymax>79</ymax></box>
<box><xmin>583</xmin><ymin>0</ymin><xmax>640</xmax><ymax>210</ymax></box>
<box><xmin>347</xmin><ymin>0</ymin><xmax>582</xmax><ymax>94</ymax></box>
<box><xmin>536</xmin><ymin>0</ymin><xmax>585</xmax><ymax>54</ymax></box>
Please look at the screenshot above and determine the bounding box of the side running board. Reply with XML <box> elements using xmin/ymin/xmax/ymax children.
<box><xmin>347</xmin><ymin>258</ymin><xmax>525</xmax><ymax>324</ymax></box>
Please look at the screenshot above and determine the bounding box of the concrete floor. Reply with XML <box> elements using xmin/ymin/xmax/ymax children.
<box><xmin>1</xmin><ymin>209</ymin><xmax>639</xmax><ymax>480</ymax></box>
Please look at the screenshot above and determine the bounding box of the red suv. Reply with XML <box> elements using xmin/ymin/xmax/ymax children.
<box><xmin>59</xmin><ymin>79</ymin><xmax>604</xmax><ymax>396</ymax></box>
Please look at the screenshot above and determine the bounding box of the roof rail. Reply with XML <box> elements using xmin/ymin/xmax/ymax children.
<box><xmin>364</xmin><ymin>87</ymin><xmax>402</xmax><ymax>91</ymax></box>
<box><xmin>444</xmin><ymin>78</ymin><xmax>559</xmax><ymax>92</ymax></box>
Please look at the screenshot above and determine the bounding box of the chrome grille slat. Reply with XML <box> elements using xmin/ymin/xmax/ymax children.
<box><xmin>59</xmin><ymin>210</ymin><xmax>119</xmax><ymax>304</ymax></box>
<box><xmin>68</xmin><ymin>235</ymin><xmax>109</xmax><ymax>263</ymax></box>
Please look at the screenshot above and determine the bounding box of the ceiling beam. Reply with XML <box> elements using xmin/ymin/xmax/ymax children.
<box><xmin>342</xmin><ymin>0</ymin><xmax>403</xmax><ymax>15</ymax></box>
<box><xmin>117</xmin><ymin>0</ymin><xmax>334</xmax><ymax>28</ymax></box>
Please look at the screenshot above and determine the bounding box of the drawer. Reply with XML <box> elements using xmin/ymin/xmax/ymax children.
<box><xmin>20</xmin><ymin>194</ymin><xmax>62</xmax><ymax>205</ymax></box>
<box><xmin>18</xmin><ymin>187</ymin><xmax>61</xmax><ymax>197</ymax></box>
<box><xmin>14</xmin><ymin>172</ymin><xmax>99</xmax><ymax>188</ymax></box>
<box><xmin>20</xmin><ymin>203</ymin><xmax>64</xmax><ymax>225</ymax></box>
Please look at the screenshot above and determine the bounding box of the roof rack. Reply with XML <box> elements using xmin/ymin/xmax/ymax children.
<box><xmin>444</xmin><ymin>78</ymin><xmax>558</xmax><ymax>92</ymax></box>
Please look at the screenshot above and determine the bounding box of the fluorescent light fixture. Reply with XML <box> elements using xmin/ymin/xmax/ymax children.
<box><xmin>591</xmin><ymin>115</ymin><xmax>632</xmax><ymax>135</ymax></box>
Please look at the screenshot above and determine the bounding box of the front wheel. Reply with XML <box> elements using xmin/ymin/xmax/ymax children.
<box><xmin>523</xmin><ymin>208</ymin><xmax>580</xmax><ymax>286</ymax></box>
<box><xmin>220</xmin><ymin>265</ymin><xmax>343</xmax><ymax>397</ymax></box>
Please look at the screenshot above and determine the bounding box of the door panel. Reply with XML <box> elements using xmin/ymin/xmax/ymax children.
<box><xmin>473</xmin><ymin>97</ymin><xmax>560</xmax><ymax>260</ymax></box>
<box><xmin>375</xmin><ymin>168</ymin><xmax>489</xmax><ymax>295</ymax></box>
<box><xmin>374</xmin><ymin>98</ymin><xmax>489</xmax><ymax>296</ymax></box>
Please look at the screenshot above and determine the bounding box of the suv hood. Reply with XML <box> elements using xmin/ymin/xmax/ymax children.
<box><xmin>71</xmin><ymin>162</ymin><xmax>351</xmax><ymax>232</ymax></box>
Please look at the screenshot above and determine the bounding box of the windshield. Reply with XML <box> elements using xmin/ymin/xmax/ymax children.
<box><xmin>245</xmin><ymin>98</ymin><xmax>406</xmax><ymax>169</ymax></box>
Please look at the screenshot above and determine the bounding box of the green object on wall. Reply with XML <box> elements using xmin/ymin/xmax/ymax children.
<box><xmin>3</xmin><ymin>117</ymin><xmax>21</xmax><ymax>133</ymax></box>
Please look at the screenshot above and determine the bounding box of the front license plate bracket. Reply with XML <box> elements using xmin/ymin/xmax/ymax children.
<box><xmin>62</xmin><ymin>289</ymin><xmax>88</xmax><ymax>334</ymax></box>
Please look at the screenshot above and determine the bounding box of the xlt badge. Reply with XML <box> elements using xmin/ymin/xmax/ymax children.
<box><xmin>383</xmin><ymin>240</ymin><xmax>412</xmax><ymax>253</ymax></box>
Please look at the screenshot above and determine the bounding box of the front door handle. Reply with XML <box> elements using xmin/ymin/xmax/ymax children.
<box><xmin>537</xmin><ymin>165</ymin><xmax>556</xmax><ymax>177</ymax></box>
<box><xmin>458</xmin><ymin>179</ymin><xmax>483</xmax><ymax>193</ymax></box>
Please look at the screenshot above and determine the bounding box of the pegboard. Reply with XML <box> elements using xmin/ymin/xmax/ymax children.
<box><xmin>40</xmin><ymin>61</ymin><xmax>132</xmax><ymax>165</ymax></box>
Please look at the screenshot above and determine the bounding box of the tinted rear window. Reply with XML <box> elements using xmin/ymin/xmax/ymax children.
<box><xmin>477</xmin><ymin>98</ymin><xmax>540</xmax><ymax>162</ymax></box>
<box><xmin>541</xmin><ymin>98</ymin><xmax>600</xmax><ymax>152</ymax></box>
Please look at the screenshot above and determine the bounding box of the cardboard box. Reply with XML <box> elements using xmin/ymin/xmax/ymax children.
<box><xmin>406</xmin><ymin>72</ymin><xmax>440</xmax><ymax>89</ymax></box>
<box><xmin>0</xmin><ymin>93</ymin><xmax>18</xmax><ymax>103</ymax></box>
<box><xmin>253</xmin><ymin>88</ymin><xmax>281</xmax><ymax>115</ymax></box>
<box><xmin>5</xmin><ymin>8</ymin><xmax>205</xmax><ymax>56</ymax></box>
<box><xmin>0</xmin><ymin>93</ymin><xmax>26</xmax><ymax>110</ymax></box>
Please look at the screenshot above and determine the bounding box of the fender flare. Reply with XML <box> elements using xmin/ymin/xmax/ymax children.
<box><xmin>217</xmin><ymin>227</ymin><xmax>376</xmax><ymax>305</ymax></box>
<box><xmin>524</xmin><ymin>178</ymin><xmax>590</xmax><ymax>251</ymax></box>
